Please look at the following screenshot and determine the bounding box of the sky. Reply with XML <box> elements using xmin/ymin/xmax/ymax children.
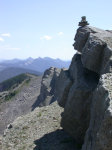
<box><xmin>0</xmin><ymin>0</ymin><xmax>112</xmax><ymax>60</ymax></box>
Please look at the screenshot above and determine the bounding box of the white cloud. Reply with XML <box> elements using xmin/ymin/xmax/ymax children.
<box><xmin>40</xmin><ymin>35</ymin><xmax>52</xmax><ymax>40</ymax></box>
<box><xmin>0</xmin><ymin>37</ymin><xmax>4</xmax><ymax>42</ymax></box>
<box><xmin>58</xmin><ymin>32</ymin><xmax>63</xmax><ymax>36</ymax></box>
<box><xmin>1</xmin><ymin>33</ymin><xmax>11</xmax><ymax>37</ymax></box>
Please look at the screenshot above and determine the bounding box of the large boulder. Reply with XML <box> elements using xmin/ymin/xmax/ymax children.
<box><xmin>81</xmin><ymin>33</ymin><xmax>112</xmax><ymax>75</ymax></box>
<box><xmin>73</xmin><ymin>26</ymin><xmax>112</xmax><ymax>75</ymax></box>
<box><xmin>73</xmin><ymin>26</ymin><xmax>97</xmax><ymax>53</ymax></box>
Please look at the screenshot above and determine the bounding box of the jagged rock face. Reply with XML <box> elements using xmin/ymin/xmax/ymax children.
<box><xmin>37</xmin><ymin>67</ymin><xmax>61</xmax><ymax>107</ymax></box>
<box><xmin>58</xmin><ymin>26</ymin><xmax>112</xmax><ymax>150</ymax></box>
<box><xmin>82</xmin><ymin>73</ymin><xmax>112</xmax><ymax>150</ymax></box>
<box><xmin>60</xmin><ymin>54</ymin><xmax>99</xmax><ymax>145</ymax></box>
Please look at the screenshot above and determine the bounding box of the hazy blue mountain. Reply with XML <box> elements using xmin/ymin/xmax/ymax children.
<box><xmin>0</xmin><ymin>57</ymin><xmax>70</xmax><ymax>72</ymax></box>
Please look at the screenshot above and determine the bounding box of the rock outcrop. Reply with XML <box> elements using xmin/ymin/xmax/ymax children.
<box><xmin>82</xmin><ymin>73</ymin><xmax>112</xmax><ymax>150</ymax></box>
<box><xmin>74</xmin><ymin>26</ymin><xmax>112</xmax><ymax>74</ymax></box>
<box><xmin>57</xmin><ymin>25</ymin><xmax>112</xmax><ymax>150</ymax></box>
<box><xmin>56</xmin><ymin>68</ymin><xmax>72</xmax><ymax>107</ymax></box>
<box><xmin>60</xmin><ymin>53</ymin><xmax>99</xmax><ymax>145</ymax></box>
<box><xmin>32</xmin><ymin>25</ymin><xmax>112</xmax><ymax>150</ymax></box>
<box><xmin>36</xmin><ymin>67</ymin><xmax>61</xmax><ymax>107</ymax></box>
<box><xmin>36</xmin><ymin>25</ymin><xmax>112</xmax><ymax>150</ymax></box>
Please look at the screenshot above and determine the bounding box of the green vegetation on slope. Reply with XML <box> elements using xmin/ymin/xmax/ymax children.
<box><xmin>0</xmin><ymin>74</ymin><xmax>29</xmax><ymax>92</ymax></box>
<box><xmin>4</xmin><ymin>90</ymin><xmax>19</xmax><ymax>101</ymax></box>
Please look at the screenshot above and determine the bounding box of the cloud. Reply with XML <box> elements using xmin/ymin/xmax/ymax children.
<box><xmin>0</xmin><ymin>37</ymin><xmax>4</xmax><ymax>42</ymax></box>
<box><xmin>58</xmin><ymin>32</ymin><xmax>63</xmax><ymax>36</ymax></box>
<box><xmin>40</xmin><ymin>35</ymin><xmax>52</xmax><ymax>40</ymax></box>
<box><xmin>1</xmin><ymin>33</ymin><xmax>11</xmax><ymax>37</ymax></box>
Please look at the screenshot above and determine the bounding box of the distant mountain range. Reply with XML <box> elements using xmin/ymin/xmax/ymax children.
<box><xmin>0</xmin><ymin>57</ymin><xmax>70</xmax><ymax>72</ymax></box>
<box><xmin>0</xmin><ymin>57</ymin><xmax>70</xmax><ymax>82</ymax></box>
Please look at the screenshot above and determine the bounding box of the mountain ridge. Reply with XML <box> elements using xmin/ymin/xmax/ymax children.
<box><xmin>0</xmin><ymin>73</ymin><xmax>42</xmax><ymax>135</ymax></box>
<box><xmin>0</xmin><ymin>67</ymin><xmax>41</xmax><ymax>83</ymax></box>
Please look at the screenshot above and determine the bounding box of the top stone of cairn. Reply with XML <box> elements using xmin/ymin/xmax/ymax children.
<box><xmin>78</xmin><ymin>16</ymin><xmax>89</xmax><ymax>27</ymax></box>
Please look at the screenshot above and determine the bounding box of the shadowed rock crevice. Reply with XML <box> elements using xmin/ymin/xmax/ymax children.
<box><xmin>83</xmin><ymin>68</ymin><xmax>100</xmax><ymax>88</ymax></box>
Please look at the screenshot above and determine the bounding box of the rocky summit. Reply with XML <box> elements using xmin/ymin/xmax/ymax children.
<box><xmin>1</xmin><ymin>22</ymin><xmax>112</xmax><ymax>150</ymax></box>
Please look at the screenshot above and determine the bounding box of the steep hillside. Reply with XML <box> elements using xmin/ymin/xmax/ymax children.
<box><xmin>1</xmin><ymin>102</ymin><xmax>78</xmax><ymax>150</ymax></box>
<box><xmin>0</xmin><ymin>73</ymin><xmax>42</xmax><ymax>135</ymax></box>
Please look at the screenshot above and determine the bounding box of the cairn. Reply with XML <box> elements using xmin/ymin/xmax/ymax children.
<box><xmin>78</xmin><ymin>16</ymin><xmax>89</xmax><ymax>27</ymax></box>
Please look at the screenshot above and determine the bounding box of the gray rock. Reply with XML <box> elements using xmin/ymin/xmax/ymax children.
<box><xmin>73</xmin><ymin>26</ymin><xmax>112</xmax><ymax>52</ymax></box>
<box><xmin>69</xmin><ymin>53</ymin><xmax>99</xmax><ymax>88</ymax></box>
<box><xmin>7</xmin><ymin>124</ymin><xmax>13</xmax><ymax>129</ymax></box>
<box><xmin>61</xmin><ymin>54</ymin><xmax>99</xmax><ymax>145</ymax></box>
<box><xmin>37</xmin><ymin>67</ymin><xmax>61</xmax><ymax>106</ymax></box>
<box><xmin>73</xmin><ymin>26</ymin><xmax>112</xmax><ymax>74</ymax></box>
<box><xmin>60</xmin><ymin>25</ymin><xmax>112</xmax><ymax>149</ymax></box>
<box><xmin>82</xmin><ymin>73</ymin><xmax>112</xmax><ymax>150</ymax></box>
<box><xmin>73</xmin><ymin>26</ymin><xmax>99</xmax><ymax>53</ymax></box>
<box><xmin>81</xmin><ymin>33</ymin><xmax>112</xmax><ymax>75</ymax></box>
<box><xmin>56</xmin><ymin>68</ymin><xmax>72</xmax><ymax>107</ymax></box>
